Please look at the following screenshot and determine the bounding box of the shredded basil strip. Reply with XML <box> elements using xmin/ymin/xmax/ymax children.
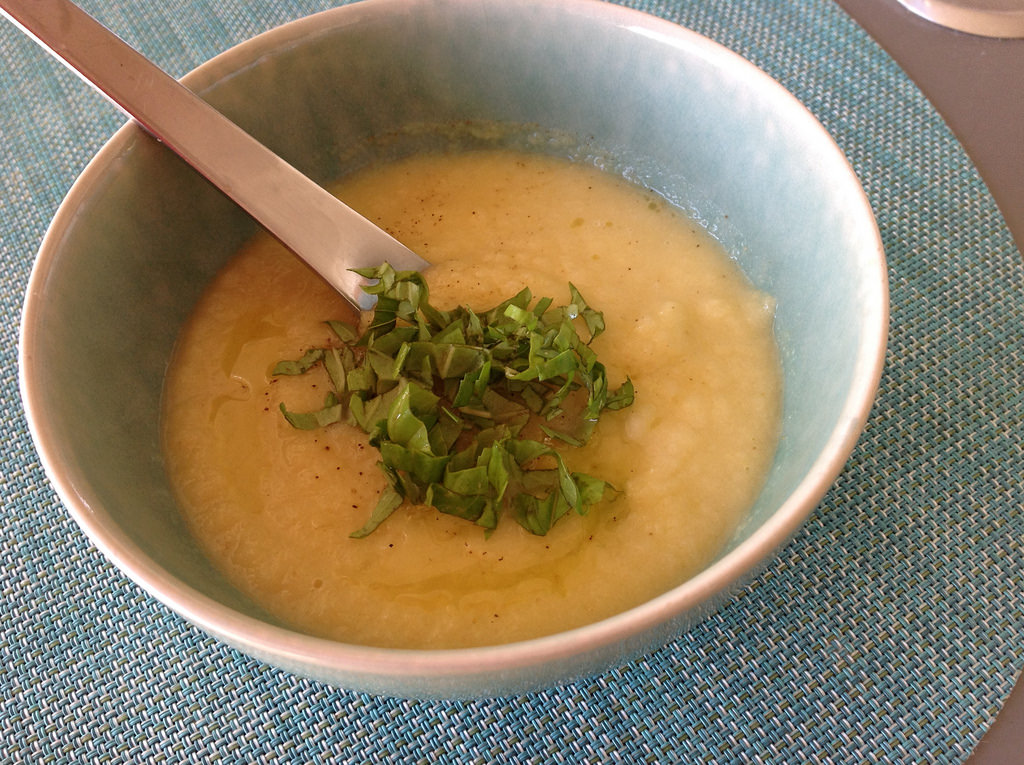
<box><xmin>275</xmin><ymin>263</ymin><xmax>635</xmax><ymax>537</ymax></box>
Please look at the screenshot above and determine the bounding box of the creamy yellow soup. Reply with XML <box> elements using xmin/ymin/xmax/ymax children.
<box><xmin>162</xmin><ymin>150</ymin><xmax>781</xmax><ymax>649</ymax></box>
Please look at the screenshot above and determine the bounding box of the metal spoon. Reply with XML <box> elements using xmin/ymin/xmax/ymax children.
<box><xmin>0</xmin><ymin>0</ymin><xmax>430</xmax><ymax>311</ymax></box>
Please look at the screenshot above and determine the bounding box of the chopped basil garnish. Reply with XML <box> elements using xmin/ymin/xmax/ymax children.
<box><xmin>274</xmin><ymin>264</ymin><xmax>635</xmax><ymax>537</ymax></box>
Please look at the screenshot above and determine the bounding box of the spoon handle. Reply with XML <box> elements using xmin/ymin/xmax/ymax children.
<box><xmin>0</xmin><ymin>0</ymin><xmax>429</xmax><ymax>310</ymax></box>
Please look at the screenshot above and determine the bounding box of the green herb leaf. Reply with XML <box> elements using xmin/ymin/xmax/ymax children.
<box><xmin>273</xmin><ymin>348</ymin><xmax>324</xmax><ymax>376</ymax></box>
<box><xmin>349</xmin><ymin>484</ymin><xmax>404</xmax><ymax>539</ymax></box>
<box><xmin>278</xmin><ymin>394</ymin><xmax>343</xmax><ymax>430</ymax></box>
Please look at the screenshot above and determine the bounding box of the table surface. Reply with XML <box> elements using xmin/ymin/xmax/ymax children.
<box><xmin>1</xmin><ymin>0</ymin><xmax>1021</xmax><ymax>762</ymax></box>
<box><xmin>834</xmin><ymin>2</ymin><xmax>1024</xmax><ymax>761</ymax></box>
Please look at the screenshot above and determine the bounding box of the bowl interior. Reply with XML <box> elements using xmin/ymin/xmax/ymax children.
<box><xmin>20</xmin><ymin>0</ymin><xmax>886</xmax><ymax>684</ymax></box>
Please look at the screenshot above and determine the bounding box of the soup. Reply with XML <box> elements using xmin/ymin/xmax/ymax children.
<box><xmin>162</xmin><ymin>150</ymin><xmax>781</xmax><ymax>648</ymax></box>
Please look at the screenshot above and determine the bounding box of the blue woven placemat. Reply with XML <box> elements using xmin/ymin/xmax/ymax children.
<box><xmin>2</xmin><ymin>0</ymin><xmax>1022</xmax><ymax>761</ymax></box>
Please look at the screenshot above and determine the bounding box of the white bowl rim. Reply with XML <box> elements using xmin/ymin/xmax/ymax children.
<box><xmin>18</xmin><ymin>0</ymin><xmax>889</xmax><ymax>687</ymax></box>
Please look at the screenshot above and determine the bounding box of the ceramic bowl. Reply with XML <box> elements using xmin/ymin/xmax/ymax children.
<box><xmin>19</xmin><ymin>0</ymin><xmax>887</xmax><ymax>698</ymax></box>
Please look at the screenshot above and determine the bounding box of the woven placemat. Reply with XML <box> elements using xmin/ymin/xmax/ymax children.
<box><xmin>2</xmin><ymin>0</ymin><xmax>1021</xmax><ymax>761</ymax></box>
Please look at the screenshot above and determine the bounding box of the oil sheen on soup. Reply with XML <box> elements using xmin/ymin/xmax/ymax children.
<box><xmin>162</xmin><ymin>150</ymin><xmax>782</xmax><ymax>649</ymax></box>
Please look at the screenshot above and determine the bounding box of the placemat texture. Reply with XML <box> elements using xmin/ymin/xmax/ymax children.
<box><xmin>2</xmin><ymin>0</ymin><xmax>1021</xmax><ymax>761</ymax></box>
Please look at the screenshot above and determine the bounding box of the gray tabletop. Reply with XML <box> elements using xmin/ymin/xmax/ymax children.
<box><xmin>835</xmin><ymin>1</ymin><xmax>1023</xmax><ymax>761</ymax></box>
